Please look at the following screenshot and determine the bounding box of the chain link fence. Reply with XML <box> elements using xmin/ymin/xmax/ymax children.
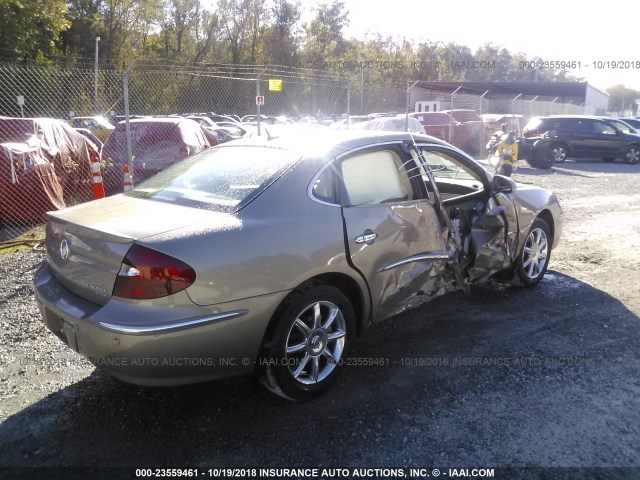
<box><xmin>0</xmin><ymin>62</ymin><xmax>351</xmax><ymax>243</ymax></box>
<box><xmin>404</xmin><ymin>84</ymin><xmax>595</xmax><ymax>157</ymax></box>
<box><xmin>0</xmin><ymin>61</ymin><xmax>604</xmax><ymax>244</ymax></box>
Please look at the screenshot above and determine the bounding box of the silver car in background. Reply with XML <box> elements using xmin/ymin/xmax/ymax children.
<box><xmin>34</xmin><ymin>130</ymin><xmax>562</xmax><ymax>400</ymax></box>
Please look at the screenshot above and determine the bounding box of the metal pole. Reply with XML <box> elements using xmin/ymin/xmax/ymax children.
<box><xmin>406</xmin><ymin>80</ymin><xmax>419</xmax><ymax>132</ymax></box>
<box><xmin>94</xmin><ymin>37</ymin><xmax>101</xmax><ymax>112</ymax></box>
<box><xmin>123</xmin><ymin>59</ymin><xmax>137</xmax><ymax>175</ymax></box>
<box><xmin>530</xmin><ymin>95</ymin><xmax>538</xmax><ymax>118</ymax></box>
<box><xmin>346</xmin><ymin>86</ymin><xmax>351</xmax><ymax>129</ymax></box>
<box><xmin>479</xmin><ymin>90</ymin><xmax>489</xmax><ymax>116</ymax></box>
<box><xmin>256</xmin><ymin>77</ymin><xmax>261</xmax><ymax>136</ymax></box>
<box><xmin>512</xmin><ymin>93</ymin><xmax>522</xmax><ymax>136</ymax></box>
<box><xmin>360</xmin><ymin>63</ymin><xmax>364</xmax><ymax>114</ymax></box>
<box><xmin>566</xmin><ymin>100</ymin><xmax>573</xmax><ymax>114</ymax></box>
<box><xmin>256</xmin><ymin>66</ymin><xmax>268</xmax><ymax>136</ymax></box>
<box><xmin>19</xmin><ymin>105</ymin><xmax>24</xmax><ymax>118</ymax></box>
<box><xmin>449</xmin><ymin>86</ymin><xmax>462</xmax><ymax>143</ymax></box>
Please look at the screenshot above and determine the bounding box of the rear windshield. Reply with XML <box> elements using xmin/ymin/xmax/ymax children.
<box><xmin>112</xmin><ymin>123</ymin><xmax>184</xmax><ymax>146</ymax></box>
<box><xmin>125</xmin><ymin>145</ymin><xmax>301</xmax><ymax>212</ymax></box>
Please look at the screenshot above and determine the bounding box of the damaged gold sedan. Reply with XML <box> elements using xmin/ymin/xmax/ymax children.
<box><xmin>34</xmin><ymin>130</ymin><xmax>562</xmax><ymax>400</ymax></box>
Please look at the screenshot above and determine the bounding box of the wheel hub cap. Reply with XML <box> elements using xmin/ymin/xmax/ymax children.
<box><xmin>308</xmin><ymin>330</ymin><xmax>327</xmax><ymax>356</ymax></box>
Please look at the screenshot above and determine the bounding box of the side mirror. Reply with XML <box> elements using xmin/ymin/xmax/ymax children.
<box><xmin>493</xmin><ymin>174</ymin><xmax>517</xmax><ymax>193</ymax></box>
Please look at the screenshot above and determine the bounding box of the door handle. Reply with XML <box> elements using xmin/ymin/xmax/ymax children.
<box><xmin>355</xmin><ymin>231</ymin><xmax>378</xmax><ymax>244</ymax></box>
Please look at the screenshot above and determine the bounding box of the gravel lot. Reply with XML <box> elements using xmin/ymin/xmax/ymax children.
<box><xmin>1</xmin><ymin>159</ymin><xmax>639</xmax><ymax>480</ymax></box>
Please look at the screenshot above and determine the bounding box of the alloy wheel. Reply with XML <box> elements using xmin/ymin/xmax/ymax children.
<box><xmin>522</xmin><ymin>227</ymin><xmax>549</xmax><ymax>279</ymax></box>
<box><xmin>284</xmin><ymin>301</ymin><xmax>346</xmax><ymax>385</ymax></box>
<box><xmin>625</xmin><ymin>146</ymin><xmax>640</xmax><ymax>164</ymax></box>
<box><xmin>552</xmin><ymin>145</ymin><xmax>567</xmax><ymax>162</ymax></box>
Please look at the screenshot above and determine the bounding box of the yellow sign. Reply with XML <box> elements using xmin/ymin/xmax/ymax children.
<box><xmin>268</xmin><ymin>79</ymin><xmax>282</xmax><ymax>92</ymax></box>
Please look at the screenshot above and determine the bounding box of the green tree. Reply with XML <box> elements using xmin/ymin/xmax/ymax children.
<box><xmin>0</xmin><ymin>0</ymin><xmax>70</xmax><ymax>62</ymax></box>
<box><xmin>264</xmin><ymin>0</ymin><xmax>301</xmax><ymax>66</ymax></box>
<box><xmin>607</xmin><ymin>84</ymin><xmax>638</xmax><ymax>115</ymax></box>
<box><xmin>62</xmin><ymin>0</ymin><xmax>104</xmax><ymax>60</ymax></box>
<box><xmin>99</xmin><ymin>0</ymin><xmax>163</xmax><ymax>66</ymax></box>
<box><xmin>303</xmin><ymin>0</ymin><xmax>349</xmax><ymax>67</ymax></box>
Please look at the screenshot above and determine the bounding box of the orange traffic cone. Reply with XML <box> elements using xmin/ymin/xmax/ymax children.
<box><xmin>123</xmin><ymin>164</ymin><xmax>133</xmax><ymax>191</ymax></box>
<box><xmin>90</xmin><ymin>151</ymin><xmax>105</xmax><ymax>199</ymax></box>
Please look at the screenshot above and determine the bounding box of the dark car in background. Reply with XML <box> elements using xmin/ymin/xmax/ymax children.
<box><xmin>520</xmin><ymin>115</ymin><xmax>640</xmax><ymax>168</ymax></box>
<box><xmin>102</xmin><ymin>117</ymin><xmax>215</xmax><ymax>194</ymax></box>
<box><xmin>598</xmin><ymin>117</ymin><xmax>637</xmax><ymax>135</ymax></box>
<box><xmin>617</xmin><ymin>117</ymin><xmax>640</xmax><ymax>132</ymax></box>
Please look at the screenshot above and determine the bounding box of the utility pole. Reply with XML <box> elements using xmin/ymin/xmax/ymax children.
<box><xmin>94</xmin><ymin>37</ymin><xmax>101</xmax><ymax>112</ymax></box>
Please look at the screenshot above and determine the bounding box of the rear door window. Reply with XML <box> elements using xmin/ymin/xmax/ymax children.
<box><xmin>341</xmin><ymin>149</ymin><xmax>415</xmax><ymax>206</ymax></box>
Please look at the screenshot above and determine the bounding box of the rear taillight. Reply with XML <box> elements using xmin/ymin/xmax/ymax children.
<box><xmin>113</xmin><ymin>244</ymin><xmax>196</xmax><ymax>299</ymax></box>
<box><xmin>524</xmin><ymin>128</ymin><xmax>547</xmax><ymax>138</ymax></box>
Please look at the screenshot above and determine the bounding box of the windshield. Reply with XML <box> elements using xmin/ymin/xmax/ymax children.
<box><xmin>125</xmin><ymin>145</ymin><xmax>301</xmax><ymax>212</ymax></box>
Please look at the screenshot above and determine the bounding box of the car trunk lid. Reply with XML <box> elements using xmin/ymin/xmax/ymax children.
<box><xmin>45</xmin><ymin>194</ymin><xmax>212</xmax><ymax>306</ymax></box>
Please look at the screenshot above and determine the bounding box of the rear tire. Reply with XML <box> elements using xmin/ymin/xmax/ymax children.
<box><xmin>259</xmin><ymin>285</ymin><xmax>355</xmax><ymax>401</ymax></box>
<box><xmin>550</xmin><ymin>143</ymin><xmax>568</xmax><ymax>162</ymax></box>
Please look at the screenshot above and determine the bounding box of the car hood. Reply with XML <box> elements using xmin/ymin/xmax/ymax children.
<box><xmin>511</xmin><ymin>181</ymin><xmax>559</xmax><ymax>212</ymax></box>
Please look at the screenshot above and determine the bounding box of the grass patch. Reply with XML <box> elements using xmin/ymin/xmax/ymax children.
<box><xmin>0</xmin><ymin>226</ymin><xmax>45</xmax><ymax>256</ymax></box>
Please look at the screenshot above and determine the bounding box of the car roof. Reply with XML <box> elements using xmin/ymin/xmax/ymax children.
<box><xmin>119</xmin><ymin>117</ymin><xmax>189</xmax><ymax>124</ymax></box>
<box><xmin>541</xmin><ymin>115</ymin><xmax>611</xmax><ymax>120</ymax></box>
<box><xmin>113</xmin><ymin>117</ymin><xmax>202</xmax><ymax>130</ymax></box>
<box><xmin>218</xmin><ymin>128</ymin><xmax>453</xmax><ymax>158</ymax></box>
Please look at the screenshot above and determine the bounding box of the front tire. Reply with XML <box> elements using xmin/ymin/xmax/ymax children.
<box><xmin>259</xmin><ymin>285</ymin><xmax>355</xmax><ymax>401</ymax></box>
<box><xmin>514</xmin><ymin>218</ymin><xmax>551</xmax><ymax>287</ymax></box>
<box><xmin>624</xmin><ymin>145</ymin><xmax>640</xmax><ymax>164</ymax></box>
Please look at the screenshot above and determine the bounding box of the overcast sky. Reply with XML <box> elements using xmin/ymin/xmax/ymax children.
<box><xmin>299</xmin><ymin>0</ymin><xmax>639</xmax><ymax>92</ymax></box>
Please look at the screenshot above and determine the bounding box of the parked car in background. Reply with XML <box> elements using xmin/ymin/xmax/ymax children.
<box><xmin>69</xmin><ymin>116</ymin><xmax>114</xmax><ymax>142</ymax></box>
<box><xmin>203</xmin><ymin>113</ymin><xmax>242</xmax><ymax>125</ymax></box>
<box><xmin>74</xmin><ymin>128</ymin><xmax>104</xmax><ymax>154</ymax></box>
<box><xmin>441</xmin><ymin>109</ymin><xmax>485</xmax><ymax>157</ymax></box>
<box><xmin>0</xmin><ymin>117</ymin><xmax>99</xmax><ymax>222</ymax></box>
<box><xmin>184</xmin><ymin>115</ymin><xmax>239</xmax><ymax>143</ymax></box>
<box><xmin>101</xmin><ymin>117</ymin><xmax>215</xmax><ymax>194</ymax></box>
<box><xmin>242</xmin><ymin>115</ymin><xmax>296</xmax><ymax>126</ymax></box>
<box><xmin>598</xmin><ymin>117</ymin><xmax>637</xmax><ymax>135</ymax></box>
<box><xmin>619</xmin><ymin>118</ymin><xmax>640</xmax><ymax>131</ymax></box>
<box><xmin>216</xmin><ymin>122</ymin><xmax>248</xmax><ymax>138</ymax></box>
<box><xmin>184</xmin><ymin>115</ymin><xmax>220</xmax><ymax>130</ymax></box>
<box><xmin>481</xmin><ymin>114</ymin><xmax>525</xmax><ymax>136</ymax></box>
<box><xmin>410</xmin><ymin>110</ymin><xmax>483</xmax><ymax>156</ymax></box>
<box><xmin>34</xmin><ymin>130</ymin><xmax>562</xmax><ymax>400</ymax></box>
<box><xmin>353</xmin><ymin>114</ymin><xmax>425</xmax><ymax>133</ymax></box>
<box><xmin>521</xmin><ymin>115</ymin><xmax>640</xmax><ymax>167</ymax></box>
<box><xmin>410</xmin><ymin>111</ymin><xmax>458</xmax><ymax>142</ymax></box>
<box><xmin>110</xmin><ymin>114</ymin><xmax>149</xmax><ymax>125</ymax></box>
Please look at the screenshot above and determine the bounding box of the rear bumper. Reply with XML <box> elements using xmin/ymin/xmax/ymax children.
<box><xmin>34</xmin><ymin>262</ymin><xmax>288</xmax><ymax>386</ymax></box>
